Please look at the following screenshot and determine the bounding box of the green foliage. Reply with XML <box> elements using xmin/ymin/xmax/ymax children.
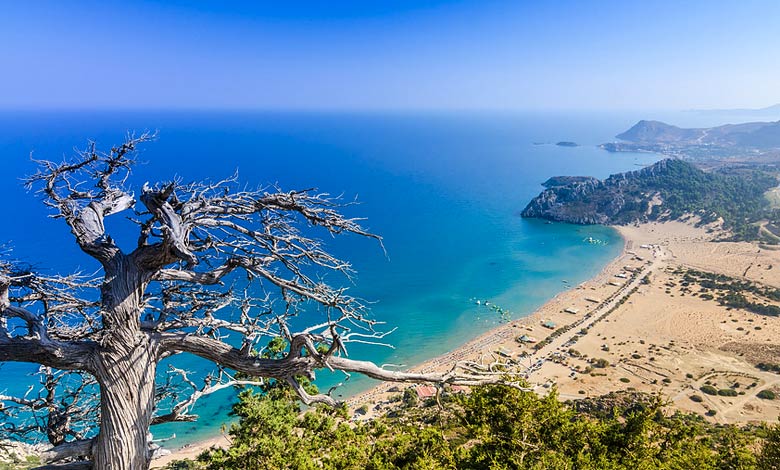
<box><xmin>681</xmin><ymin>269</ymin><xmax>780</xmax><ymax>317</ymax></box>
<box><xmin>198</xmin><ymin>389</ymin><xmax>305</xmax><ymax>469</ymax></box>
<box><xmin>263</xmin><ymin>336</ymin><xmax>289</xmax><ymax>358</ymax></box>
<box><xmin>715</xmin><ymin>426</ymin><xmax>758</xmax><ymax>469</ymax></box>
<box><xmin>402</xmin><ymin>387</ymin><xmax>418</xmax><ymax>407</ymax></box>
<box><xmin>717</xmin><ymin>292</ymin><xmax>780</xmax><ymax>316</ymax></box>
<box><xmin>529</xmin><ymin>159</ymin><xmax>779</xmax><ymax>241</ymax></box>
<box><xmin>757</xmin><ymin>363</ymin><xmax>780</xmax><ymax>373</ymax></box>
<box><xmin>631</xmin><ymin>160</ymin><xmax>775</xmax><ymax>239</ymax></box>
<box><xmin>0</xmin><ymin>454</ymin><xmax>41</xmax><ymax>470</ymax></box>
<box><xmin>185</xmin><ymin>384</ymin><xmax>767</xmax><ymax>470</ymax></box>
<box><xmin>0</xmin><ymin>456</ymin><xmax>41</xmax><ymax>470</ymax></box>
<box><xmin>196</xmin><ymin>386</ymin><xmax>456</xmax><ymax>470</ymax></box>
<box><xmin>700</xmin><ymin>385</ymin><xmax>719</xmax><ymax>395</ymax></box>
<box><xmin>758</xmin><ymin>422</ymin><xmax>780</xmax><ymax>469</ymax></box>
<box><xmin>160</xmin><ymin>460</ymin><xmax>201</xmax><ymax>470</ymax></box>
<box><xmin>592</xmin><ymin>358</ymin><xmax>610</xmax><ymax>368</ymax></box>
<box><xmin>757</xmin><ymin>390</ymin><xmax>777</xmax><ymax>400</ymax></box>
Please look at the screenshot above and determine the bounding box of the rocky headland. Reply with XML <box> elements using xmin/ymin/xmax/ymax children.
<box><xmin>521</xmin><ymin>158</ymin><xmax>777</xmax><ymax>239</ymax></box>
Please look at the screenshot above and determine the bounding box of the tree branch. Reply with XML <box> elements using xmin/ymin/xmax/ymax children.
<box><xmin>138</xmin><ymin>183</ymin><xmax>198</xmax><ymax>268</ymax></box>
<box><xmin>25</xmin><ymin>133</ymin><xmax>154</xmax><ymax>265</ymax></box>
<box><xmin>0</xmin><ymin>337</ymin><xmax>94</xmax><ymax>372</ymax></box>
<box><xmin>154</xmin><ymin>258</ymin><xmax>243</xmax><ymax>285</ymax></box>
<box><xmin>0</xmin><ymin>275</ymin><xmax>95</xmax><ymax>371</ymax></box>
<box><xmin>38</xmin><ymin>438</ymin><xmax>94</xmax><ymax>464</ymax></box>
<box><xmin>286</xmin><ymin>376</ymin><xmax>338</xmax><ymax>407</ymax></box>
<box><xmin>152</xmin><ymin>366</ymin><xmax>265</xmax><ymax>425</ymax></box>
<box><xmin>159</xmin><ymin>333</ymin><xmax>519</xmax><ymax>405</ymax></box>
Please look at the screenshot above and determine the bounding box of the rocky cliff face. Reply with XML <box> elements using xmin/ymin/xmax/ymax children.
<box><xmin>521</xmin><ymin>159</ymin><xmax>676</xmax><ymax>225</ymax></box>
<box><xmin>542</xmin><ymin>176</ymin><xmax>598</xmax><ymax>188</ymax></box>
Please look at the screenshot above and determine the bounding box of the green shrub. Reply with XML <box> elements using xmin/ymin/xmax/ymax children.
<box><xmin>192</xmin><ymin>383</ymin><xmax>763</xmax><ymax>470</ymax></box>
<box><xmin>592</xmin><ymin>358</ymin><xmax>610</xmax><ymax>368</ymax></box>
<box><xmin>700</xmin><ymin>385</ymin><xmax>718</xmax><ymax>395</ymax></box>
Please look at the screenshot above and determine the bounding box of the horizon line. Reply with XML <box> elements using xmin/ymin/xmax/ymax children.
<box><xmin>0</xmin><ymin>105</ymin><xmax>704</xmax><ymax>114</ymax></box>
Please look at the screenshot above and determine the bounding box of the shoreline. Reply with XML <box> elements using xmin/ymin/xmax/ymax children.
<box><xmin>154</xmin><ymin>226</ymin><xmax>631</xmax><ymax>466</ymax></box>
<box><xmin>344</xmin><ymin>226</ymin><xmax>641</xmax><ymax>417</ymax></box>
<box><xmin>158</xmin><ymin>219</ymin><xmax>780</xmax><ymax>465</ymax></box>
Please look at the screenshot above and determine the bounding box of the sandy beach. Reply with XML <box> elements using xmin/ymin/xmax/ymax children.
<box><xmin>156</xmin><ymin>220</ymin><xmax>780</xmax><ymax>465</ymax></box>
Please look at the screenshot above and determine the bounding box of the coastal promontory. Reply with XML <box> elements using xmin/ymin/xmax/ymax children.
<box><xmin>522</xmin><ymin>158</ymin><xmax>777</xmax><ymax>238</ymax></box>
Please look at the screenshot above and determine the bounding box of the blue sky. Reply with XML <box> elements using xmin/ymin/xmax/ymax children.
<box><xmin>1</xmin><ymin>0</ymin><xmax>778</xmax><ymax>110</ymax></box>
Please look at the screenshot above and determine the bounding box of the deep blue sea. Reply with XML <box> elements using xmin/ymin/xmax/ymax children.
<box><xmin>0</xmin><ymin>110</ymin><xmax>675</xmax><ymax>447</ymax></box>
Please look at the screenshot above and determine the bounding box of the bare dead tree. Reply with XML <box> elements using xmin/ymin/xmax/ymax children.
<box><xmin>0</xmin><ymin>135</ymin><xmax>514</xmax><ymax>469</ymax></box>
<box><xmin>0</xmin><ymin>368</ymin><xmax>98</xmax><ymax>447</ymax></box>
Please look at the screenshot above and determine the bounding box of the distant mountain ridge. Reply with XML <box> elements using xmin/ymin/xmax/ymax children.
<box><xmin>616</xmin><ymin>119</ymin><xmax>780</xmax><ymax>148</ymax></box>
<box><xmin>689</xmin><ymin>103</ymin><xmax>780</xmax><ymax>116</ymax></box>
<box><xmin>601</xmin><ymin>119</ymin><xmax>780</xmax><ymax>162</ymax></box>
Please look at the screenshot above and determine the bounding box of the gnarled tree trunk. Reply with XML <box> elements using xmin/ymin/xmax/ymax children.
<box><xmin>92</xmin><ymin>340</ymin><xmax>157</xmax><ymax>470</ymax></box>
<box><xmin>91</xmin><ymin>256</ymin><xmax>158</xmax><ymax>469</ymax></box>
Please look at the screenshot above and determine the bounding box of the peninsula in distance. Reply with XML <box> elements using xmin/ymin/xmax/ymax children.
<box><xmin>600</xmin><ymin>118</ymin><xmax>780</xmax><ymax>162</ymax></box>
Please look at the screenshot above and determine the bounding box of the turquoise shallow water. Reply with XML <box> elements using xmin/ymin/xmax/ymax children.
<box><xmin>0</xmin><ymin>111</ymin><xmax>659</xmax><ymax>447</ymax></box>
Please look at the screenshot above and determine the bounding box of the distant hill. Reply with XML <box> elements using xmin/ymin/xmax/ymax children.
<box><xmin>602</xmin><ymin>119</ymin><xmax>780</xmax><ymax>162</ymax></box>
<box><xmin>616</xmin><ymin>120</ymin><xmax>702</xmax><ymax>143</ymax></box>
<box><xmin>616</xmin><ymin>120</ymin><xmax>780</xmax><ymax>148</ymax></box>
<box><xmin>522</xmin><ymin>159</ymin><xmax>777</xmax><ymax>239</ymax></box>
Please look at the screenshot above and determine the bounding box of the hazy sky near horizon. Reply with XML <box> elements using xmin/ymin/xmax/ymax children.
<box><xmin>2</xmin><ymin>0</ymin><xmax>779</xmax><ymax>111</ymax></box>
